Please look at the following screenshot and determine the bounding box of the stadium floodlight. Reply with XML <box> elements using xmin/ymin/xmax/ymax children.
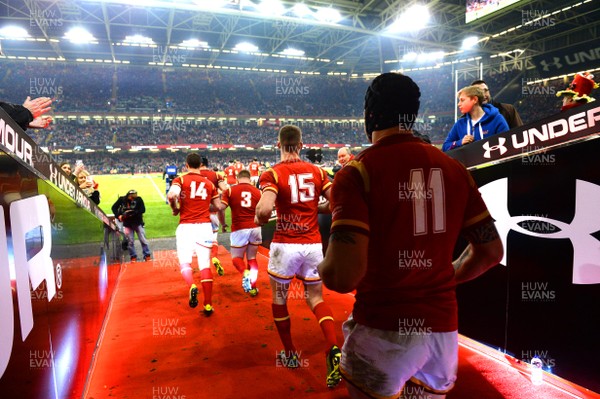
<box><xmin>256</xmin><ymin>0</ymin><xmax>286</xmax><ymax>16</ymax></box>
<box><xmin>315</xmin><ymin>7</ymin><xmax>342</xmax><ymax>23</ymax></box>
<box><xmin>388</xmin><ymin>5</ymin><xmax>430</xmax><ymax>33</ymax></box>
<box><xmin>0</xmin><ymin>26</ymin><xmax>30</xmax><ymax>39</ymax></box>
<box><xmin>123</xmin><ymin>34</ymin><xmax>154</xmax><ymax>45</ymax></box>
<box><xmin>462</xmin><ymin>36</ymin><xmax>479</xmax><ymax>49</ymax></box>
<box><xmin>281</xmin><ymin>48</ymin><xmax>305</xmax><ymax>57</ymax></box>
<box><xmin>418</xmin><ymin>51</ymin><xmax>444</xmax><ymax>62</ymax></box>
<box><xmin>401</xmin><ymin>52</ymin><xmax>418</xmax><ymax>62</ymax></box>
<box><xmin>235</xmin><ymin>42</ymin><xmax>259</xmax><ymax>53</ymax></box>
<box><xmin>64</xmin><ymin>27</ymin><xmax>96</xmax><ymax>44</ymax></box>
<box><xmin>292</xmin><ymin>3</ymin><xmax>312</xmax><ymax>17</ymax></box>
<box><xmin>180</xmin><ymin>39</ymin><xmax>209</xmax><ymax>48</ymax></box>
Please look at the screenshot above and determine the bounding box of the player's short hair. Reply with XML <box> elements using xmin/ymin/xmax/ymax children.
<box><xmin>458</xmin><ymin>85</ymin><xmax>485</xmax><ymax>106</ymax></box>
<box><xmin>201</xmin><ymin>156</ymin><xmax>209</xmax><ymax>167</ymax></box>
<box><xmin>338</xmin><ymin>147</ymin><xmax>352</xmax><ymax>156</ymax></box>
<box><xmin>186</xmin><ymin>152</ymin><xmax>201</xmax><ymax>168</ymax></box>
<box><xmin>278</xmin><ymin>125</ymin><xmax>302</xmax><ymax>153</ymax></box>
<box><xmin>470</xmin><ymin>79</ymin><xmax>487</xmax><ymax>86</ymax></box>
<box><xmin>237</xmin><ymin>169</ymin><xmax>251</xmax><ymax>179</ymax></box>
<box><xmin>364</xmin><ymin>73</ymin><xmax>420</xmax><ymax>141</ymax></box>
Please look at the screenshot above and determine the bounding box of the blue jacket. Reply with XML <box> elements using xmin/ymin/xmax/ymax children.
<box><xmin>442</xmin><ymin>104</ymin><xmax>510</xmax><ymax>152</ymax></box>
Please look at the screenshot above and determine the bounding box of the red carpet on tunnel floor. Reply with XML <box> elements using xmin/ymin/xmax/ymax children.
<box><xmin>84</xmin><ymin>247</ymin><xmax>599</xmax><ymax>399</ymax></box>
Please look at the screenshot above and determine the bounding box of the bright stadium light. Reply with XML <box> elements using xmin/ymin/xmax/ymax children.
<box><xmin>64</xmin><ymin>27</ymin><xmax>96</xmax><ymax>44</ymax></box>
<box><xmin>388</xmin><ymin>5</ymin><xmax>430</xmax><ymax>33</ymax></box>
<box><xmin>418</xmin><ymin>51</ymin><xmax>444</xmax><ymax>62</ymax></box>
<box><xmin>315</xmin><ymin>7</ymin><xmax>342</xmax><ymax>23</ymax></box>
<box><xmin>292</xmin><ymin>3</ymin><xmax>312</xmax><ymax>17</ymax></box>
<box><xmin>462</xmin><ymin>36</ymin><xmax>479</xmax><ymax>49</ymax></box>
<box><xmin>0</xmin><ymin>26</ymin><xmax>30</xmax><ymax>39</ymax></box>
<box><xmin>256</xmin><ymin>0</ymin><xmax>286</xmax><ymax>16</ymax></box>
<box><xmin>235</xmin><ymin>42</ymin><xmax>259</xmax><ymax>52</ymax></box>
<box><xmin>401</xmin><ymin>52</ymin><xmax>418</xmax><ymax>62</ymax></box>
<box><xmin>180</xmin><ymin>38</ymin><xmax>209</xmax><ymax>48</ymax></box>
<box><xmin>123</xmin><ymin>34</ymin><xmax>154</xmax><ymax>45</ymax></box>
<box><xmin>281</xmin><ymin>48</ymin><xmax>305</xmax><ymax>56</ymax></box>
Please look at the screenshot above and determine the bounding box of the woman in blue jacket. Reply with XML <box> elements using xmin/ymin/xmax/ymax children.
<box><xmin>442</xmin><ymin>86</ymin><xmax>509</xmax><ymax>152</ymax></box>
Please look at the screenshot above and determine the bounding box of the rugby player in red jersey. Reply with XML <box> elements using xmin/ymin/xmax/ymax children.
<box><xmin>221</xmin><ymin>169</ymin><xmax>262</xmax><ymax>296</ymax></box>
<box><xmin>255</xmin><ymin>125</ymin><xmax>342</xmax><ymax>388</ymax></box>
<box><xmin>248</xmin><ymin>158</ymin><xmax>261</xmax><ymax>186</ymax></box>
<box><xmin>168</xmin><ymin>152</ymin><xmax>223</xmax><ymax>317</ymax></box>
<box><xmin>234</xmin><ymin>159</ymin><xmax>244</xmax><ymax>174</ymax></box>
<box><xmin>318</xmin><ymin>73</ymin><xmax>504</xmax><ymax>399</ymax></box>
<box><xmin>199</xmin><ymin>156</ymin><xmax>228</xmax><ymax>276</ymax></box>
<box><xmin>224</xmin><ymin>161</ymin><xmax>237</xmax><ymax>186</ymax></box>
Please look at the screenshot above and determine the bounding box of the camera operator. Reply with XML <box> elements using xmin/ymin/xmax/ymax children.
<box><xmin>112</xmin><ymin>190</ymin><xmax>152</xmax><ymax>262</ymax></box>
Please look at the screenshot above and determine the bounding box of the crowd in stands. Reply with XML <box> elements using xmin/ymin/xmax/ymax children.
<box><xmin>2</xmin><ymin>60</ymin><xmax>568</xmax><ymax>152</ymax></box>
<box><xmin>55</xmin><ymin>149</ymin><xmax>343</xmax><ymax>175</ymax></box>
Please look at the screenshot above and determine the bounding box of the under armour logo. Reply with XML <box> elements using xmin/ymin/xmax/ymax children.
<box><xmin>482</xmin><ymin>138</ymin><xmax>508</xmax><ymax>159</ymax></box>
<box><xmin>479</xmin><ymin>178</ymin><xmax>600</xmax><ymax>284</ymax></box>
<box><xmin>540</xmin><ymin>57</ymin><xmax>563</xmax><ymax>71</ymax></box>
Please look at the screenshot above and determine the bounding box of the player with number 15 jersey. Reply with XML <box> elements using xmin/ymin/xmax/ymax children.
<box><xmin>259</xmin><ymin>161</ymin><xmax>331</xmax><ymax>246</ymax></box>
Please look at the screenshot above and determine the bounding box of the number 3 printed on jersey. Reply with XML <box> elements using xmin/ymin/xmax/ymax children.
<box><xmin>241</xmin><ymin>191</ymin><xmax>252</xmax><ymax>207</ymax></box>
<box><xmin>190</xmin><ymin>181</ymin><xmax>208</xmax><ymax>200</ymax></box>
<box><xmin>288</xmin><ymin>173</ymin><xmax>315</xmax><ymax>203</ymax></box>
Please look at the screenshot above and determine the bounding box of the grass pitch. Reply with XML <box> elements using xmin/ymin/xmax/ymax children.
<box><xmin>94</xmin><ymin>173</ymin><xmax>232</xmax><ymax>239</ymax></box>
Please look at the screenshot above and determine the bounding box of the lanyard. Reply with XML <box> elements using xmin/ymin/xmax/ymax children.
<box><xmin>466</xmin><ymin>117</ymin><xmax>484</xmax><ymax>140</ymax></box>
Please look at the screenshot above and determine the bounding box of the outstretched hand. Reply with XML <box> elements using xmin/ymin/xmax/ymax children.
<box><xmin>28</xmin><ymin>115</ymin><xmax>53</xmax><ymax>129</ymax></box>
<box><xmin>23</xmin><ymin>96</ymin><xmax>52</xmax><ymax>119</ymax></box>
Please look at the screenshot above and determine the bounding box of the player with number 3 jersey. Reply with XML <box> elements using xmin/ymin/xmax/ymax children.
<box><xmin>221</xmin><ymin>169</ymin><xmax>262</xmax><ymax>296</ymax></box>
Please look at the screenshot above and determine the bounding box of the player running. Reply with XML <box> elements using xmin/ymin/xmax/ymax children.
<box><xmin>168</xmin><ymin>152</ymin><xmax>223</xmax><ymax>317</ymax></box>
<box><xmin>221</xmin><ymin>169</ymin><xmax>262</xmax><ymax>296</ymax></box>
<box><xmin>255</xmin><ymin>124</ymin><xmax>341</xmax><ymax>388</ymax></box>
<box><xmin>224</xmin><ymin>160</ymin><xmax>237</xmax><ymax>186</ymax></box>
<box><xmin>248</xmin><ymin>158</ymin><xmax>261</xmax><ymax>186</ymax></box>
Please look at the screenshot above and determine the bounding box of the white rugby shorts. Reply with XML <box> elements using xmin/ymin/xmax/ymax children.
<box><xmin>176</xmin><ymin>223</ymin><xmax>213</xmax><ymax>266</ymax></box>
<box><xmin>230</xmin><ymin>226</ymin><xmax>262</xmax><ymax>248</ymax></box>
<box><xmin>267</xmin><ymin>242</ymin><xmax>322</xmax><ymax>283</ymax></box>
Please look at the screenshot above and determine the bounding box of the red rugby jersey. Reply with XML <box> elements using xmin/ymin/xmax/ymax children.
<box><xmin>224</xmin><ymin>165</ymin><xmax>237</xmax><ymax>185</ymax></box>
<box><xmin>172</xmin><ymin>172</ymin><xmax>219</xmax><ymax>224</ymax></box>
<box><xmin>199</xmin><ymin>168</ymin><xmax>224</xmax><ymax>189</ymax></box>
<box><xmin>260</xmin><ymin>159</ymin><xmax>331</xmax><ymax>244</ymax></box>
<box><xmin>221</xmin><ymin>182</ymin><xmax>262</xmax><ymax>232</ymax></box>
<box><xmin>248</xmin><ymin>161</ymin><xmax>260</xmax><ymax>177</ymax></box>
<box><xmin>330</xmin><ymin>134</ymin><xmax>492</xmax><ymax>332</ymax></box>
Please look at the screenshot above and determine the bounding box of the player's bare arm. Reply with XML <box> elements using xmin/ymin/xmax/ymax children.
<box><xmin>317</xmin><ymin>185</ymin><xmax>332</xmax><ymax>214</ymax></box>
<box><xmin>318</xmin><ymin>230</ymin><xmax>368</xmax><ymax>293</ymax></box>
<box><xmin>209</xmin><ymin>196</ymin><xmax>226</xmax><ymax>212</ymax></box>
<box><xmin>254</xmin><ymin>190</ymin><xmax>276</xmax><ymax>226</ymax></box>
<box><xmin>167</xmin><ymin>186</ymin><xmax>180</xmax><ymax>215</ymax></box>
<box><xmin>453</xmin><ymin>220</ymin><xmax>503</xmax><ymax>284</ymax></box>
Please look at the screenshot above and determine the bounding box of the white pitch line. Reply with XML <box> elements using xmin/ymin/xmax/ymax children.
<box><xmin>146</xmin><ymin>174</ymin><xmax>166</xmax><ymax>202</ymax></box>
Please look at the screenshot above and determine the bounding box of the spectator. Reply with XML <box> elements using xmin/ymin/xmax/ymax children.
<box><xmin>442</xmin><ymin>86</ymin><xmax>509</xmax><ymax>152</ymax></box>
<box><xmin>471</xmin><ymin>79</ymin><xmax>523</xmax><ymax>129</ymax></box>
<box><xmin>75</xmin><ymin>168</ymin><xmax>101</xmax><ymax>205</ymax></box>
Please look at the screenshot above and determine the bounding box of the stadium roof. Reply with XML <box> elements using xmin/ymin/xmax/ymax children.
<box><xmin>0</xmin><ymin>0</ymin><xmax>598</xmax><ymax>75</ymax></box>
